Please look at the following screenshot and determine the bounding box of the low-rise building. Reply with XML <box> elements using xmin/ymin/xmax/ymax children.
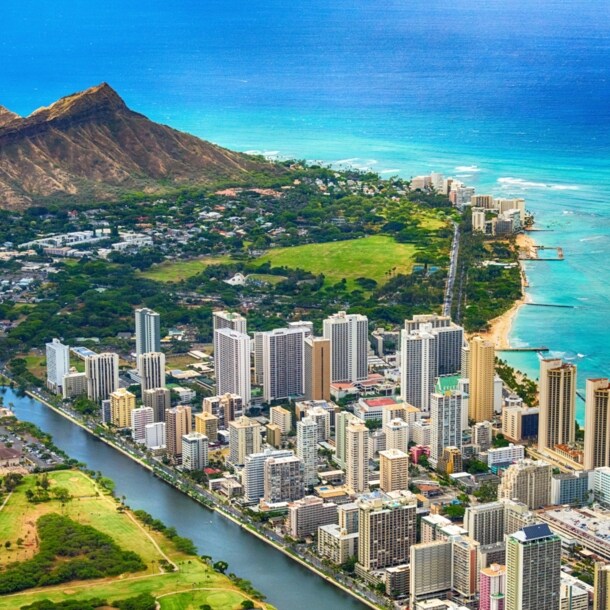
<box><xmin>288</xmin><ymin>496</ymin><xmax>338</xmax><ymax>539</ymax></box>
<box><xmin>318</xmin><ymin>524</ymin><xmax>358</xmax><ymax>565</ymax></box>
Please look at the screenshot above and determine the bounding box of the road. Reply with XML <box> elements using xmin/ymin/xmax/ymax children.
<box><xmin>443</xmin><ymin>222</ymin><xmax>460</xmax><ymax>316</ymax></box>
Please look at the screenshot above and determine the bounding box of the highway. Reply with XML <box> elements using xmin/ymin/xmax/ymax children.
<box><xmin>443</xmin><ymin>222</ymin><xmax>460</xmax><ymax>316</ymax></box>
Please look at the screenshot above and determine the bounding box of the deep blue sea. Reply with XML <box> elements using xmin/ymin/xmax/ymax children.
<box><xmin>3</xmin><ymin>0</ymin><xmax>610</xmax><ymax>422</ymax></box>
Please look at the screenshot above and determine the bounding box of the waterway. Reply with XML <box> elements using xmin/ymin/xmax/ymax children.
<box><xmin>0</xmin><ymin>386</ymin><xmax>367</xmax><ymax>610</ymax></box>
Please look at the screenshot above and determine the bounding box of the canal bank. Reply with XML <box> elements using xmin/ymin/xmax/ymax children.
<box><xmin>1</xmin><ymin>386</ymin><xmax>374</xmax><ymax>610</ymax></box>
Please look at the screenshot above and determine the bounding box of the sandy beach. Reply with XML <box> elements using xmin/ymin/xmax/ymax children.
<box><xmin>478</xmin><ymin>231</ymin><xmax>536</xmax><ymax>349</ymax></box>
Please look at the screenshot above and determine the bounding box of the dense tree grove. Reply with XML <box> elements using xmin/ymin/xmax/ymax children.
<box><xmin>0</xmin><ymin>514</ymin><xmax>145</xmax><ymax>594</ymax></box>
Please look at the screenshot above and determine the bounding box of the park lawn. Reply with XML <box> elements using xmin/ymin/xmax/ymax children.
<box><xmin>140</xmin><ymin>256</ymin><xmax>232</xmax><ymax>282</ymax></box>
<box><xmin>0</xmin><ymin>470</ymin><xmax>274</xmax><ymax>610</ymax></box>
<box><xmin>165</xmin><ymin>354</ymin><xmax>199</xmax><ymax>370</ymax></box>
<box><xmin>21</xmin><ymin>354</ymin><xmax>46</xmax><ymax>382</ymax></box>
<box><xmin>257</xmin><ymin>235</ymin><xmax>417</xmax><ymax>289</ymax></box>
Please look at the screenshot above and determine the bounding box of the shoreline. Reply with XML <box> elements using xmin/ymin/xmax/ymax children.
<box><xmin>478</xmin><ymin>231</ymin><xmax>535</xmax><ymax>350</ymax></box>
<box><xmin>14</xmin><ymin>387</ymin><xmax>380</xmax><ymax>610</ymax></box>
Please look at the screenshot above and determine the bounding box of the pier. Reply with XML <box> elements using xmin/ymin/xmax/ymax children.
<box><xmin>525</xmin><ymin>303</ymin><xmax>575</xmax><ymax>309</ymax></box>
<box><xmin>519</xmin><ymin>245</ymin><xmax>564</xmax><ymax>261</ymax></box>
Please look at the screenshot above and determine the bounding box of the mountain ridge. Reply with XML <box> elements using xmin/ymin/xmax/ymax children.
<box><xmin>0</xmin><ymin>83</ymin><xmax>280</xmax><ymax>208</ymax></box>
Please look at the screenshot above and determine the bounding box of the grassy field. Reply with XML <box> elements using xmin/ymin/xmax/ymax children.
<box><xmin>22</xmin><ymin>353</ymin><xmax>84</xmax><ymax>382</ymax></box>
<box><xmin>140</xmin><ymin>256</ymin><xmax>232</xmax><ymax>282</ymax></box>
<box><xmin>257</xmin><ymin>235</ymin><xmax>418</xmax><ymax>288</ymax></box>
<box><xmin>0</xmin><ymin>471</ymin><xmax>273</xmax><ymax>610</ymax></box>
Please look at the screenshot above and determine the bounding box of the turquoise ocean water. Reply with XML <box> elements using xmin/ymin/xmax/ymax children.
<box><xmin>3</xmin><ymin>0</ymin><xmax>610</xmax><ymax>422</ymax></box>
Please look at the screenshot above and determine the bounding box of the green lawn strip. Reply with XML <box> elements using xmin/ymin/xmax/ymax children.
<box><xmin>257</xmin><ymin>235</ymin><xmax>417</xmax><ymax>289</ymax></box>
<box><xmin>140</xmin><ymin>257</ymin><xmax>232</xmax><ymax>282</ymax></box>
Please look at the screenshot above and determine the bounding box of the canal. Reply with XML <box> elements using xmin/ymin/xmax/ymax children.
<box><xmin>2</xmin><ymin>386</ymin><xmax>368</xmax><ymax>610</ymax></box>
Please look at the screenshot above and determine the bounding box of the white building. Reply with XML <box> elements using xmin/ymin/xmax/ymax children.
<box><xmin>213</xmin><ymin>310</ymin><xmax>247</xmax><ymax>380</ymax></box>
<box><xmin>131</xmin><ymin>406</ymin><xmax>154</xmax><ymax>443</ymax></box>
<box><xmin>401</xmin><ymin>324</ymin><xmax>437</xmax><ymax>413</ymax></box>
<box><xmin>137</xmin><ymin>351</ymin><xmax>166</xmax><ymax>391</ymax></box>
<box><xmin>135</xmin><ymin>308</ymin><xmax>161</xmax><ymax>356</ymax></box>
<box><xmin>243</xmin><ymin>448</ymin><xmax>293</xmax><ymax>504</ymax></box>
<box><xmin>145</xmin><ymin>422</ymin><xmax>166</xmax><ymax>449</ymax></box>
<box><xmin>46</xmin><ymin>338</ymin><xmax>70</xmax><ymax>394</ymax></box>
<box><xmin>181</xmin><ymin>432</ymin><xmax>209</xmax><ymax>471</ymax></box>
<box><xmin>297</xmin><ymin>416</ymin><xmax>319</xmax><ymax>487</ymax></box>
<box><xmin>215</xmin><ymin>328</ymin><xmax>251</xmax><ymax>405</ymax></box>
<box><xmin>430</xmin><ymin>391</ymin><xmax>463</xmax><ymax>465</ymax></box>
<box><xmin>259</xmin><ymin>327</ymin><xmax>305</xmax><ymax>402</ymax></box>
<box><xmin>85</xmin><ymin>352</ymin><xmax>119</xmax><ymax>402</ymax></box>
<box><xmin>487</xmin><ymin>444</ymin><xmax>525</xmax><ymax>468</ymax></box>
<box><xmin>323</xmin><ymin>311</ymin><xmax>369</xmax><ymax>383</ymax></box>
<box><xmin>384</xmin><ymin>418</ymin><xmax>410</xmax><ymax>453</ymax></box>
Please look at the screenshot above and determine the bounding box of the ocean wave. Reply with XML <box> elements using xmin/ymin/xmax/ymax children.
<box><xmin>244</xmin><ymin>149</ymin><xmax>281</xmax><ymax>158</ymax></box>
<box><xmin>563</xmin><ymin>210</ymin><xmax>575</xmax><ymax>215</ymax></box>
<box><xmin>380</xmin><ymin>168</ymin><xmax>401</xmax><ymax>174</ymax></box>
<box><xmin>580</xmin><ymin>235</ymin><xmax>604</xmax><ymax>242</ymax></box>
<box><xmin>497</xmin><ymin>177</ymin><xmax>580</xmax><ymax>191</ymax></box>
<box><xmin>455</xmin><ymin>165</ymin><xmax>481</xmax><ymax>172</ymax></box>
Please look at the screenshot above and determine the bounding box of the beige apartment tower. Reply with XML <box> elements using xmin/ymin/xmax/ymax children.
<box><xmin>270</xmin><ymin>405</ymin><xmax>292</xmax><ymax>435</ymax></box>
<box><xmin>143</xmin><ymin>387</ymin><xmax>171</xmax><ymax>422</ymax></box>
<box><xmin>594</xmin><ymin>562</ymin><xmax>610</xmax><ymax>610</ymax></box>
<box><xmin>499</xmin><ymin>459</ymin><xmax>552</xmax><ymax>509</ymax></box>
<box><xmin>585</xmin><ymin>378</ymin><xmax>610</xmax><ymax>470</ymax></box>
<box><xmin>358</xmin><ymin>491</ymin><xmax>417</xmax><ymax>572</ymax></box>
<box><xmin>346</xmin><ymin>421</ymin><xmax>370</xmax><ymax>494</ymax></box>
<box><xmin>304</xmin><ymin>336</ymin><xmax>331</xmax><ymax>401</ymax></box>
<box><xmin>538</xmin><ymin>358</ymin><xmax>576</xmax><ymax>454</ymax></box>
<box><xmin>195</xmin><ymin>411</ymin><xmax>219</xmax><ymax>442</ymax></box>
<box><xmin>379</xmin><ymin>449</ymin><xmax>409</xmax><ymax>493</ymax></box>
<box><xmin>228</xmin><ymin>416</ymin><xmax>262</xmax><ymax>466</ymax></box>
<box><xmin>468</xmin><ymin>336</ymin><xmax>495</xmax><ymax>422</ymax></box>
<box><xmin>166</xmin><ymin>405</ymin><xmax>192</xmax><ymax>461</ymax></box>
<box><xmin>109</xmin><ymin>388</ymin><xmax>136</xmax><ymax>428</ymax></box>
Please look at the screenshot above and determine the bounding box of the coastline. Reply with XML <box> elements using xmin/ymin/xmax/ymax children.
<box><xmin>13</xmin><ymin>387</ymin><xmax>381</xmax><ymax>610</ymax></box>
<box><xmin>479</xmin><ymin>231</ymin><xmax>535</xmax><ymax>350</ymax></box>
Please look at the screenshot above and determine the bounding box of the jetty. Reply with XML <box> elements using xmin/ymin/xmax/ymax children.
<box><xmin>519</xmin><ymin>245</ymin><xmax>564</xmax><ymax>261</ymax></box>
<box><xmin>525</xmin><ymin>303</ymin><xmax>575</xmax><ymax>309</ymax></box>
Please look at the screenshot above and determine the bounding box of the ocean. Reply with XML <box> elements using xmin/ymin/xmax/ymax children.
<box><xmin>3</xmin><ymin>0</ymin><xmax>610</xmax><ymax>422</ymax></box>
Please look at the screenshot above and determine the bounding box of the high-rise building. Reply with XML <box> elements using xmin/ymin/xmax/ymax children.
<box><xmin>307</xmin><ymin>406</ymin><xmax>331</xmax><ymax>442</ymax></box>
<box><xmin>538</xmin><ymin>358</ymin><xmax>576</xmax><ymax>454</ymax></box>
<box><xmin>135</xmin><ymin>308</ymin><xmax>161</xmax><ymax>356</ymax></box>
<box><xmin>335</xmin><ymin>411</ymin><xmax>358</xmax><ymax>468</ymax></box>
<box><xmin>502</xmin><ymin>404</ymin><xmax>539</xmax><ymax>442</ymax></box>
<box><xmin>270</xmin><ymin>406</ymin><xmax>292</xmax><ymax>435</ymax></box>
<box><xmin>166</xmin><ymin>405</ymin><xmax>192</xmax><ymax>462</ymax></box>
<box><xmin>452</xmin><ymin>536</ymin><xmax>480</xmax><ymax>601</ymax></box>
<box><xmin>243</xmin><ymin>448</ymin><xmax>293</xmax><ymax>504</ymax></box>
<box><xmin>551</xmin><ymin>471</ymin><xmax>590</xmax><ymax>506</ymax></box>
<box><xmin>400</xmin><ymin>324</ymin><xmax>437</xmax><ymax>413</ymax></box>
<box><xmin>379</xmin><ymin>449</ymin><xmax>409</xmax><ymax>493</ymax></box>
<box><xmin>62</xmin><ymin>371</ymin><xmax>87</xmax><ymax>399</ymax></box>
<box><xmin>358</xmin><ymin>491</ymin><xmax>417</xmax><ymax>572</ymax></box>
<box><xmin>346</xmin><ymin>421</ymin><xmax>370</xmax><ymax>494</ymax></box>
<box><xmin>296</xmin><ymin>416</ymin><xmax>318</xmax><ymax>487</ymax></box>
<box><xmin>144</xmin><ymin>421</ymin><xmax>166</xmax><ymax>449</ymax></box>
<box><xmin>585</xmin><ymin>378</ymin><xmax>610</xmax><ymax>470</ymax></box>
<box><xmin>260</xmin><ymin>327</ymin><xmax>305</xmax><ymax>402</ymax></box>
<box><xmin>213</xmin><ymin>310</ymin><xmax>247</xmax><ymax>364</ymax></box>
<box><xmin>464</xmin><ymin>502</ymin><xmax>505</xmax><ymax>547</ymax></box>
<box><xmin>479</xmin><ymin>563</ymin><xmax>506</xmax><ymax>610</ymax></box>
<box><xmin>304</xmin><ymin>337</ymin><xmax>331</xmax><ymax>401</ymax></box>
<box><xmin>137</xmin><ymin>352</ymin><xmax>165</xmax><ymax>391</ymax></box>
<box><xmin>468</xmin><ymin>336</ymin><xmax>495</xmax><ymax>423</ymax></box>
<box><xmin>215</xmin><ymin>328</ymin><xmax>251</xmax><ymax>405</ymax></box>
<box><xmin>131</xmin><ymin>406</ymin><xmax>154</xmax><ymax>442</ymax></box>
<box><xmin>142</xmin><ymin>387</ymin><xmax>171</xmax><ymax>422</ymax></box>
<box><xmin>203</xmin><ymin>393</ymin><xmax>242</xmax><ymax>429</ymax></box>
<box><xmin>85</xmin><ymin>352</ymin><xmax>119</xmax><ymax>402</ymax></box>
<box><xmin>45</xmin><ymin>338</ymin><xmax>70</xmax><ymax>394</ymax></box>
<box><xmin>430</xmin><ymin>391</ymin><xmax>463</xmax><ymax>465</ymax></box>
<box><xmin>318</xmin><ymin>524</ymin><xmax>359</xmax><ymax>566</ymax></box>
<box><xmin>109</xmin><ymin>388</ymin><xmax>136</xmax><ymax>428</ymax></box>
<box><xmin>288</xmin><ymin>496</ymin><xmax>338</xmax><ymax>539</ymax></box>
<box><xmin>594</xmin><ymin>562</ymin><xmax>610</xmax><ymax>610</ymax></box>
<box><xmin>194</xmin><ymin>411</ymin><xmax>219</xmax><ymax>442</ymax></box>
<box><xmin>228</xmin><ymin>416</ymin><xmax>261</xmax><ymax>466</ymax></box>
<box><xmin>438</xmin><ymin>446</ymin><xmax>463</xmax><ymax>475</ymax></box>
<box><xmin>181</xmin><ymin>432</ymin><xmax>208</xmax><ymax>471</ymax></box>
<box><xmin>384</xmin><ymin>418</ymin><xmax>409</xmax><ymax>452</ymax></box>
<box><xmin>323</xmin><ymin>311</ymin><xmax>369</xmax><ymax>383</ymax></box>
<box><xmin>410</xmin><ymin>540</ymin><xmax>453</xmax><ymax>605</ymax></box>
<box><xmin>499</xmin><ymin>459</ymin><xmax>552</xmax><ymax>509</ymax></box>
<box><xmin>506</xmin><ymin>524</ymin><xmax>561</xmax><ymax>610</ymax></box>
<box><xmin>266</xmin><ymin>423</ymin><xmax>282</xmax><ymax>448</ymax></box>
<box><xmin>264</xmin><ymin>455</ymin><xmax>305</xmax><ymax>503</ymax></box>
<box><xmin>404</xmin><ymin>314</ymin><xmax>464</xmax><ymax>375</ymax></box>
<box><xmin>472</xmin><ymin>420</ymin><xmax>493</xmax><ymax>452</ymax></box>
